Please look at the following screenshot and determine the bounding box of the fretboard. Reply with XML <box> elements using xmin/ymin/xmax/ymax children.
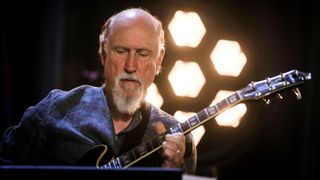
<box><xmin>101</xmin><ymin>91</ymin><xmax>242</xmax><ymax>169</ymax></box>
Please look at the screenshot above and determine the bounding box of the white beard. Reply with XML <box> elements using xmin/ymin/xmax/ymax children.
<box><xmin>111</xmin><ymin>73</ymin><xmax>144</xmax><ymax>115</ymax></box>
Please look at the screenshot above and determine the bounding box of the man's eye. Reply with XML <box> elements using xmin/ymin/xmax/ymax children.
<box><xmin>115</xmin><ymin>48</ymin><xmax>127</xmax><ymax>54</ymax></box>
<box><xmin>139</xmin><ymin>52</ymin><xmax>148</xmax><ymax>57</ymax></box>
<box><xmin>137</xmin><ymin>50</ymin><xmax>150</xmax><ymax>59</ymax></box>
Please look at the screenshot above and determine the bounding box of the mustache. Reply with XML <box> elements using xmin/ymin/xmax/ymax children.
<box><xmin>117</xmin><ymin>73</ymin><xmax>143</xmax><ymax>85</ymax></box>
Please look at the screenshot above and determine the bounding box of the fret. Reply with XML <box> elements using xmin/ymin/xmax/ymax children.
<box><xmin>170</xmin><ymin>123</ymin><xmax>183</xmax><ymax>134</ymax></box>
<box><xmin>206</xmin><ymin>105</ymin><xmax>217</xmax><ymax>116</ymax></box>
<box><xmin>137</xmin><ymin>144</ymin><xmax>148</xmax><ymax>156</ymax></box>
<box><xmin>145</xmin><ymin>139</ymin><xmax>154</xmax><ymax>151</ymax></box>
<box><xmin>158</xmin><ymin>133</ymin><xmax>166</xmax><ymax>144</ymax></box>
<box><xmin>204</xmin><ymin>108</ymin><xmax>210</xmax><ymax>117</ymax></box>
<box><xmin>227</xmin><ymin>93</ymin><xmax>240</xmax><ymax>104</ymax></box>
<box><xmin>197</xmin><ymin>110</ymin><xmax>209</xmax><ymax>122</ymax></box>
<box><xmin>122</xmin><ymin>153</ymin><xmax>131</xmax><ymax>166</ymax></box>
<box><xmin>133</xmin><ymin>147</ymin><xmax>140</xmax><ymax>160</ymax></box>
<box><xmin>128</xmin><ymin>150</ymin><xmax>136</xmax><ymax>162</ymax></box>
<box><xmin>216</xmin><ymin>99</ymin><xmax>229</xmax><ymax>111</ymax></box>
<box><xmin>187</xmin><ymin>115</ymin><xmax>200</xmax><ymax>128</ymax></box>
<box><xmin>225</xmin><ymin>97</ymin><xmax>230</xmax><ymax>104</ymax></box>
<box><xmin>236</xmin><ymin>91</ymin><xmax>243</xmax><ymax>100</ymax></box>
<box><xmin>180</xmin><ymin>121</ymin><xmax>190</xmax><ymax>132</ymax></box>
<box><xmin>151</xmin><ymin>136</ymin><xmax>161</xmax><ymax>148</ymax></box>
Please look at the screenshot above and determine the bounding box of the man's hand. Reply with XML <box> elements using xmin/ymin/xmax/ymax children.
<box><xmin>161</xmin><ymin>133</ymin><xmax>185</xmax><ymax>168</ymax></box>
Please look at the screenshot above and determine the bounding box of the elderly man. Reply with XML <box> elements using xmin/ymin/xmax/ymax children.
<box><xmin>0</xmin><ymin>8</ymin><xmax>197</xmax><ymax>174</ymax></box>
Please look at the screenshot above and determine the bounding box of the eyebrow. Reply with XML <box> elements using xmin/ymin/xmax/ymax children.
<box><xmin>136</xmin><ymin>48</ymin><xmax>151</xmax><ymax>53</ymax></box>
<box><xmin>114</xmin><ymin>46</ymin><xmax>152</xmax><ymax>52</ymax></box>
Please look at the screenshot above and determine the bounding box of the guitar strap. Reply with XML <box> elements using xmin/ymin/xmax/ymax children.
<box><xmin>118</xmin><ymin>102</ymin><xmax>151</xmax><ymax>155</ymax></box>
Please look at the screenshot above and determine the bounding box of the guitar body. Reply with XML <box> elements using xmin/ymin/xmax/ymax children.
<box><xmin>77</xmin><ymin>144</ymin><xmax>114</xmax><ymax>167</ymax></box>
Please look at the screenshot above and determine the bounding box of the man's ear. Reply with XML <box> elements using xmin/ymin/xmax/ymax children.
<box><xmin>156</xmin><ymin>49</ymin><xmax>165</xmax><ymax>75</ymax></box>
<box><xmin>99</xmin><ymin>47</ymin><xmax>107</xmax><ymax>67</ymax></box>
<box><xmin>99</xmin><ymin>37</ymin><xmax>107</xmax><ymax>66</ymax></box>
<box><xmin>100</xmin><ymin>57</ymin><xmax>105</xmax><ymax>66</ymax></box>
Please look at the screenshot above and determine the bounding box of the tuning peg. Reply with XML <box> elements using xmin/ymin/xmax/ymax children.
<box><xmin>292</xmin><ymin>87</ymin><xmax>302</xmax><ymax>100</ymax></box>
<box><xmin>277</xmin><ymin>93</ymin><xmax>283</xmax><ymax>100</ymax></box>
<box><xmin>262</xmin><ymin>98</ymin><xmax>271</xmax><ymax>105</ymax></box>
<box><xmin>266</xmin><ymin>77</ymin><xmax>271</xmax><ymax>85</ymax></box>
<box><xmin>255</xmin><ymin>91</ymin><xmax>262</xmax><ymax>97</ymax></box>
<box><xmin>250</xmin><ymin>81</ymin><xmax>256</xmax><ymax>89</ymax></box>
<box><xmin>269</xmin><ymin>85</ymin><xmax>275</xmax><ymax>91</ymax></box>
<box><xmin>280</xmin><ymin>73</ymin><xmax>285</xmax><ymax>80</ymax></box>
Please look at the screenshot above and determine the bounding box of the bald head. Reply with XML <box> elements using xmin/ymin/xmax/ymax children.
<box><xmin>99</xmin><ymin>8</ymin><xmax>165</xmax><ymax>58</ymax></box>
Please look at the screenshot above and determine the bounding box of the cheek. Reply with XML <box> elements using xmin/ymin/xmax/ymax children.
<box><xmin>104</xmin><ymin>60</ymin><xmax>122</xmax><ymax>84</ymax></box>
<box><xmin>141</xmin><ymin>63</ymin><xmax>157</xmax><ymax>88</ymax></box>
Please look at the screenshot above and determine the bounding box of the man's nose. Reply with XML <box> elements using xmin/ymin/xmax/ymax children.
<box><xmin>124</xmin><ymin>51</ymin><xmax>137</xmax><ymax>73</ymax></box>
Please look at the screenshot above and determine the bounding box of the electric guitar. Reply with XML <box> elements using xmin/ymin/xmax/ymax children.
<box><xmin>78</xmin><ymin>69</ymin><xmax>311</xmax><ymax>169</ymax></box>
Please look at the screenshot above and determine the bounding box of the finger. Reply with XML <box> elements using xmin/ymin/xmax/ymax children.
<box><xmin>162</xmin><ymin>141</ymin><xmax>177</xmax><ymax>160</ymax></box>
<box><xmin>165</xmin><ymin>134</ymin><xmax>185</xmax><ymax>155</ymax></box>
<box><xmin>161</xmin><ymin>144</ymin><xmax>180</xmax><ymax>167</ymax></box>
<box><xmin>162</xmin><ymin>137</ymin><xmax>185</xmax><ymax>167</ymax></box>
<box><xmin>165</xmin><ymin>134</ymin><xmax>185</xmax><ymax>148</ymax></box>
<box><xmin>161</xmin><ymin>148</ymin><xmax>183</xmax><ymax>167</ymax></box>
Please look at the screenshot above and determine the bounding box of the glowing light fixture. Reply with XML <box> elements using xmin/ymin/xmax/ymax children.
<box><xmin>210</xmin><ymin>40</ymin><xmax>247</xmax><ymax>77</ymax></box>
<box><xmin>145</xmin><ymin>83</ymin><xmax>164</xmax><ymax>108</ymax></box>
<box><xmin>210</xmin><ymin>90</ymin><xmax>247</xmax><ymax>127</ymax></box>
<box><xmin>174</xmin><ymin>111</ymin><xmax>205</xmax><ymax>146</ymax></box>
<box><xmin>168</xmin><ymin>10</ymin><xmax>206</xmax><ymax>47</ymax></box>
<box><xmin>168</xmin><ymin>60</ymin><xmax>206</xmax><ymax>97</ymax></box>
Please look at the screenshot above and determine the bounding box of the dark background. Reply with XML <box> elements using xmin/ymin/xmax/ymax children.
<box><xmin>1</xmin><ymin>0</ymin><xmax>319</xmax><ymax>179</ymax></box>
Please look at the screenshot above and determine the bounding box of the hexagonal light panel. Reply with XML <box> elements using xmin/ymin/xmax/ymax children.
<box><xmin>210</xmin><ymin>90</ymin><xmax>247</xmax><ymax>127</ymax></box>
<box><xmin>168</xmin><ymin>10</ymin><xmax>206</xmax><ymax>48</ymax></box>
<box><xmin>210</xmin><ymin>39</ymin><xmax>247</xmax><ymax>77</ymax></box>
<box><xmin>168</xmin><ymin>60</ymin><xmax>206</xmax><ymax>97</ymax></box>
<box><xmin>174</xmin><ymin>110</ymin><xmax>205</xmax><ymax>146</ymax></box>
<box><xmin>145</xmin><ymin>83</ymin><xmax>164</xmax><ymax>108</ymax></box>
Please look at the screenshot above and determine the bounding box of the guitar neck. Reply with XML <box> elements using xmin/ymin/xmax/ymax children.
<box><xmin>102</xmin><ymin>91</ymin><xmax>243</xmax><ymax>169</ymax></box>
<box><xmin>176</xmin><ymin>91</ymin><xmax>242</xmax><ymax>135</ymax></box>
<box><xmin>97</xmin><ymin>69</ymin><xmax>311</xmax><ymax>169</ymax></box>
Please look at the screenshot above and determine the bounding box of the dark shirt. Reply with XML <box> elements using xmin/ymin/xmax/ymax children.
<box><xmin>0</xmin><ymin>85</ymin><xmax>197</xmax><ymax>174</ymax></box>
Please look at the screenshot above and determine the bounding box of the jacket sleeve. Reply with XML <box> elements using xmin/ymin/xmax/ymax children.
<box><xmin>182</xmin><ymin>133</ymin><xmax>197</xmax><ymax>174</ymax></box>
<box><xmin>0</xmin><ymin>89</ymin><xmax>62</xmax><ymax>164</ymax></box>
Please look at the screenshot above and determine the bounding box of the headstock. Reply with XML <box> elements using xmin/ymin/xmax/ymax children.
<box><xmin>240</xmin><ymin>70</ymin><xmax>311</xmax><ymax>103</ymax></box>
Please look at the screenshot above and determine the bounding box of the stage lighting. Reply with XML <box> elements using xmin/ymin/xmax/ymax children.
<box><xmin>168</xmin><ymin>10</ymin><xmax>206</xmax><ymax>47</ymax></box>
<box><xmin>168</xmin><ymin>60</ymin><xmax>206</xmax><ymax>97</ymax></box>
<box><xmin>210</xmin><ymin>40</ymin><xmax>247</xmax><ymax>77</ymax></box>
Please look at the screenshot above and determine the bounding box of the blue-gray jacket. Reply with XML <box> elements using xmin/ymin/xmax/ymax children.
<box><xmin>0</xmin><ymin>85</ymin><xmax>196</xmax><ymax>174</ymax></box>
